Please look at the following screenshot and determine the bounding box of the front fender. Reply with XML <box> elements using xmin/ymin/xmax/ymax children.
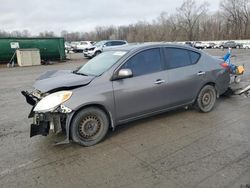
<box><xmin>65</xmin><ymin>84</ymin><xmax>114</xmax><ymax>110</ymax></box>
<box><xmin>63</xmin><ymin>80</ymin><xmax>116</xmax><ymax>124</ymax></box>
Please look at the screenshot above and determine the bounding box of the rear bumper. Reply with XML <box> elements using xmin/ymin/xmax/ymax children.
<box><xmin>216</xmin><ymin>70</ymin><xmax>231</xmax><ymax>95</ymax></box>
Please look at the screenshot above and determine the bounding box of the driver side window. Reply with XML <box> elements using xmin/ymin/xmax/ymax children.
<box><xmin>122</xmin><ymin>48</ymin><xmax>162</xmax><ymax>77</ymax></box>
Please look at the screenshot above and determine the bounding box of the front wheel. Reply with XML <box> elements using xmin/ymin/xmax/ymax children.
<box><xmin>94</xmin><ymin>51</ymin><xmax>101</xmax><ymax>57</ymax></box>
<box><xmin>70</xmin><ymin>107</ymin><xmax>109</xmax><ymax>146</ymax></box>
<box><xmin>195</xmin><ymin>85</ymin><xmax>217</xmax><ymax>113</ymax></box>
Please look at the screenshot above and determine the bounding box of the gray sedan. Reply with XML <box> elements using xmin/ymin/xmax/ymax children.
<box><xmin>22</xmin><ymin>43</ymin><xmax>230</xmax><ymax>146</ymax></box>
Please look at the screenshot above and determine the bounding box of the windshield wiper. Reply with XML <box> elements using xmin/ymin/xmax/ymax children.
<box><xmin>72</xmin><ymin>71</ymin><xmax>88</xmax><ymax>76</ymax></box>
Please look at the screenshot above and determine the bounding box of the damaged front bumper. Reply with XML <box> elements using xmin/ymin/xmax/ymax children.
<box><xmin>22</xmin><ymin>90</ymin><xmax>74</xmax><ymax>145</ymax></box>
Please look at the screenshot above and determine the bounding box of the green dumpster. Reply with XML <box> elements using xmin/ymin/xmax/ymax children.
<box><xmin>0</xmin><ymin>37</ymin><xmax>66</xmax><ymax>63</ymax></box>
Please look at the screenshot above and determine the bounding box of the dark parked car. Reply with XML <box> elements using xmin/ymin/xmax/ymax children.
<box><xmin>220</xmin><ymin>41</ymin><xmax>243</xmax><ymax>49</ymax></box>
<box><xmin>22</xmin><ymin>43</ymin><xmax>230</xmax><ymax>146</ymax></box>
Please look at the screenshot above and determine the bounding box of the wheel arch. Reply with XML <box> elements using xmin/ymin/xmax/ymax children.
<box><xmin>196</xmin><ymin>82</ymin><xmax>218</xmax><ymax>100</ymax></box>
<box><xmin>195</xmin><ymin>83</ymin><xmax>217</xmax><ymax>112</ymax></box>
<box><xmin>68</xmin><ymin>104</ymin><xmax>115</xmax><ymax>139</ymax></box>
<box><xmin>94</xmin><ymin>50</ymin><xmax>102</xmax><ymax>55</ymax></box>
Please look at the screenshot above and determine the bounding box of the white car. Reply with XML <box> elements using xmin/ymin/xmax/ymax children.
<box><xmin>70</xmin><ymin>41</ymin><xmax>80</xmax><ymax>48</ymax></box>
<box><xmin>213</xmin><ymin>43</ymin><xmax>222</xmax><ymax>49</ymax></box>
<box><xmin>203</xmin><ymin>42</ymin><xmax>216</xmax><ymax>49</ymax></box>
<box><xmin>65</xmin><ymin>42</ymin><xmax>72</xmax><ymax>53</ymax></box>
<box><xmin>83</xmin><ymin>40</ymin><xmax>128</xmax><ymax>58</ymax></box>
<box><xmin>194</xmin><ymin>42</ymin><xmax>206</xmax><ymax>49</ymax></box>
<box><xmin>243</xmin><ymin>43</ymin><xmax>250</xmax><ymax>49</ymax></box>
<box><xmin>73</xmin><ymin>41</ymin><xmax>94</xmax><ymax>53</ymax></box>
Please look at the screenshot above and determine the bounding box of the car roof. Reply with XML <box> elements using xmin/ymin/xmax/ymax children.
<box><xmin>105</xmin><ymin>42</ymin><xmax>201</xmax><ymax>53</ymax></box>
<box><xmin>100</xmin><ymin>40</ymin><xmax>127</xmax><ymax>42</ymax></box>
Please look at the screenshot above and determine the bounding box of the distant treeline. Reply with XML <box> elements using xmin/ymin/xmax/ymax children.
<box><xmin>1</xmin><ymin>0</ymin><xmax>250</xmax><ymax>42</ymax></box>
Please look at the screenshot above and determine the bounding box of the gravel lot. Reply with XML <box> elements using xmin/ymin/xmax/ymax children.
<box><xmin>0</xmin><ymin>49</ymin><xmax>250</xmax><ymax>188</ymax></box>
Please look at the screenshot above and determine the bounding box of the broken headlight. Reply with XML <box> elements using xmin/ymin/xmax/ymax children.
<box><xmin>34</xmin><ymin>91</ymin><xmax>72</xmax><ymax>113</ymax></box>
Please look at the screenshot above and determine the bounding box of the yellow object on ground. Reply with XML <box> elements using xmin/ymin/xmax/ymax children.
<box><xmin>236</xmin><ymin>65</ymin><xmax>245</xmax><ymax>74</ymax></box>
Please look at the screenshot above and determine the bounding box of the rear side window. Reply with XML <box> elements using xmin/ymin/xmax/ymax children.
<box><xmin>190</xmin><ymin>51</ymin><xmax>200</xmax><ymax>64</ymax></box>
<box><xmin>164</xmin><ymin>48</ymin><xmax>200</xmax><ymax>69</ymax></box>
<box><xmin>122</xmin><ymin>48</ymin><xmax>162</xmax><ymax>76</ymax></box>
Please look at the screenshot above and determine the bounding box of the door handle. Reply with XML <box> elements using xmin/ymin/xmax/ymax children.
<box><xmin>154</xmin><ymin>79</ymin><xmax>165</xmax><ymax>85</ymax></box>
<box><xmin>197</xmin><ymin>71</ymin><xmax>205</xmax><ymax>76</ymax></box>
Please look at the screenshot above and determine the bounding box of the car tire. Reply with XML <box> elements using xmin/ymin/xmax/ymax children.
<box><xmin>70</xmin><ymin>107</ymin><xmax>109</xmax><ymax>146</ymax></box>
<box><xmin>94</xmin><ymin>51</ymin><xmax>101</xmax><ymax>57</ymax></box>
<box><xmin>195</xmin><ymin>85</ymin><xmax>217</xmax><ymax>113</ymax></box>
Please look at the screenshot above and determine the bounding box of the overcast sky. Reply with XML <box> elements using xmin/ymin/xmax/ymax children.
<box><xmin>0</xmin><ymin>0</ymin><xmax>221</xmax><ymax>35</ymax></box>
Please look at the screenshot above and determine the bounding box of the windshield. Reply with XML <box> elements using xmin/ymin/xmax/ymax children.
<box><xmin>94</xmin><ymin>41</ymin><xmax>106</xmax><ymax>47</ymax></box>
<box><xmin>76</xmin><ymin>51</ymin><xmax>127</xmax><ymax>76</ymax></box>
<box><xmin>71</xmin><ymin>42</ymin><xmax>79</xmax><ymax>45</ymax></box>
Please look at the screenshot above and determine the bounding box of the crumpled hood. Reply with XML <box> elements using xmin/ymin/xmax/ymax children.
<box><xmin>33</xmin><ymin>70</ymin><xmax>95</xmax><ymax>93</ymax></box>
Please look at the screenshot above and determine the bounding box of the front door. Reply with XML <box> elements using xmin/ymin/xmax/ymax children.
<box><xmin>112</xmin><ymin>48</ymin><xmax>167</xmax><ymax>122</ymax></box>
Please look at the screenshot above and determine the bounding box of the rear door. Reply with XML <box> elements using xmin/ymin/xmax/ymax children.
<box><xmin>112</xmin><ymin>48</ymin><xmax>168</xmax><ymax>122</ymax></box>
<box><xmin>163</xmin><ymin>47</ymin><xmax>203</xmax><ymax>107</ymax></box>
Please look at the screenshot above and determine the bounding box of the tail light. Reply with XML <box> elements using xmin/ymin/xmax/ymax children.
<box><xmin>220</xmin><ymin>62</ymin><xmax>229</xmax><ymax>69</ymax></box>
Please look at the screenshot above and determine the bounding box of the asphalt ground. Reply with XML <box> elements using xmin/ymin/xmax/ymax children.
<box><xmin>0</xmin><ymin>49</ymin><xmax>250</xmax><ymax>188</ymax></box>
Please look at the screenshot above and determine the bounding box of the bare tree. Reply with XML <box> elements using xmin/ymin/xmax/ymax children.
<box><xmin>3</xmin><ymin>0</ymin><xmax>250</xmax><ymax>42</ymax></box>
<box><xmin>10</xmin><ymin>30</ymin><xmax>22</xmax><ymax>37</ymax></box>
<box><xmin>177</xmin><ymin>0</ymin><xmax>209</xmax><ymax>41</ymax></box>
<box><xmin>220</xmin><ymin>0</ymin><xmax>250</xmax><ymax>39</ymax></box>
<box><xmin>241</xmin><ymin>0</ymin><xmax>250</xmax><ymax>38</ymax></box>
<box><xmin>221</xmin><ymin>0</ymin><xmax>242</xmax><ymax>39</ymax></box>
<box><xmin>21</xmin><ymin>30</ymin><xmax>31</xmax><ymax>37</ymax></box>
<box><xmin>0</xmin><ymin>30</ymin><xmax>10</xmax><ymax>37</ymax></box>
<box><xmin>39</xmin><ymin>31</ymin><xmax>56</xmax><ymax>38</ymax></box>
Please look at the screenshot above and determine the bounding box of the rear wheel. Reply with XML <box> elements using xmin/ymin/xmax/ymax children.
<box><xmin>70</xmin><ymin>107</ymin><xmax>109</xmax><ymax>146</ymax></box>
<box><xmin>195</xmin><ymin>85</ymin><xmax>217</xmax><ymax>113</ymax></box>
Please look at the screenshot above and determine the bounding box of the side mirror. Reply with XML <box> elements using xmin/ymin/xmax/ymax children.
<box><xmin>113</xmin><ymin>69</ymin><xmax>133</xmax><ymax>80</ymax></box>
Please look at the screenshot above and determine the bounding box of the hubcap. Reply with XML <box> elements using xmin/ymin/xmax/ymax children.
<box><xmin>202</xmin><ymin>92</ymin><xmax>211</xmax><ymax>106</ymax></box>
<box><xmin>79</xmin><ymin>115</ymin><xmax>101</xmax><ymax>139</ymax></box>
